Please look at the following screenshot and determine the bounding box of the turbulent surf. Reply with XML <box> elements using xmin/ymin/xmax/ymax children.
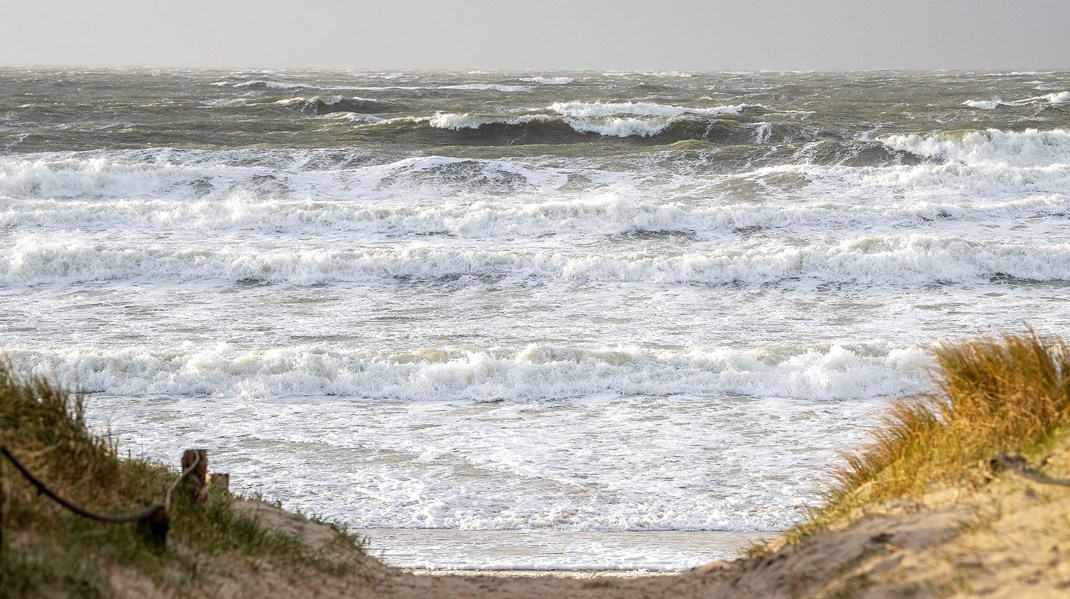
<box><xmin>1</xmin><ymin>68</ymin><xmax>1068</xmax><ymax>570</ymax></box>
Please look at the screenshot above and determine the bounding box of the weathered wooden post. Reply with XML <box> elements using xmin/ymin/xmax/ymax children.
<box><xmin>181</xmin><ymin>449</ymin><xmax>208</xmax><ymax>505</ymax></box>
<box><xmin>209</xmin><ymin>472</ymin><xmax>230</xmax><ymax>493</ymax></box>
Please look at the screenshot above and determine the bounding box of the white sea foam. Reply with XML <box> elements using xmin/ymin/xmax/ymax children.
<box><xmin>1043</xmin><ymin>91</ymin><xmax>1070</xmax><ymax>104</ymax></box>
<box><xmin>89</xmin><ymin>385</ymin><xmax>886</xmax><ymax>537</ymax></box>
<box><xmin>12</xmin><ymin>342</ymin><xmax>929</xmax><ymax>402</ymax></box>
<box><xmin>425</xmin><ymin>111</ymin><xmax>678</xmax><ymax>138</ymax></box>
<box><xmin>422</xmin><ymin>100</ymin><xmax>750</xmax><ymax>138</ymax></box>
<box><xmin>9</xmin><ymin>69</ymin><xmax>1070</xmax><ymax>572</ymax></box>
<box><xmin>565</xmin><ymin>117</ymin><xmax>675</xmax><ymax>138</ymax></box>
<box><xmin>963</xmin><ymin>91</ymin><xmax>1070</xmax><ymax>108</ymax></box>
<box><xmin>231</xmin><ymin>79</ymin><xmax>365</xmax><ymax>91</ymax></box>
<box><xmin>323</xmin><ymin>112</ymin><xmax>384</xmax><ymax>123</ymax></box>
<box><xmin>881</xmin><ymin>128</ymin><xmax>1070</xmax><ymax>168</ymax></box>
<box><xmin>4</xmin><ymin>192</ymin><xmax>1067</xmax><ymax>239</ymax></box>
<box><xmin>3</xmin><ymin>234</ymin><xmax>1068</xmax><ymax>287</ymax></box>
<box><xmin>0</xmin><ymin>154</ymin><xmax>197</xmax><ymax>200</ymax></box>
<box><xmin>46</xmin><ymin>337</ymin><xmax>924</xmax><ymax>538</ymax></box>
<box><xmin>235</xmin><ymin>80</ymin><xmax>307</xmax><ymax>90</ymax></box>
<box><xmin>427</xmin><ymin>112</ymin><xmax>553</xmax><ymax>130</ymax></box>
<box><xmin>549</xmin><ymin>101</ymin><xmax>747</xmax><ymax>118</ymax></box>
<box><xmin>443</xmin><ymin>83</ymin><xmax>532</xmax><ymax>92</ymax></box>
<box><xmin>200</xmin><ymin>98</ymin><xmax>247</xmax><ymax>107</ymax></box>
<box><xmin>962</xmin><ymin>100</ymin><xmax>1016</xmax><ymax>110</ymax></box>
<box><xmin>0</xmin><ymin>151</ymin><xmax>563</xmax><ymax>201</ymax></box>
<box><xmin>275</xmin><ymin>95</ymin><xmax>344</xmax><ymax>107</ymax></box>
<box><xmin>4</xmin><ymin>147</ymin><xmax>1069</xmax><ymax>235</ymax></box>
<box><xmin>521</xmin><ymin>76</ymin><xmax>574</xmax><ymax>85</ymax></box>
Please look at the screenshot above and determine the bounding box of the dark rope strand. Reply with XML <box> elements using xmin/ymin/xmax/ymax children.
<box><xmin>0</xmin><ymin>444</ymin><xmax>164</xmax><ymax>524</ymax></box>
<box><xmin>993</xmin><ymin>453</ymin><xmax>1070</xmax><ymax>488</ymax></box>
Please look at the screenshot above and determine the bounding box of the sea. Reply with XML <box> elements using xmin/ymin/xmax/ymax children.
<box><xmin>1</xmin><ymin>68</ymin><xmax>1068</xmax><ymax>571</ymax></box>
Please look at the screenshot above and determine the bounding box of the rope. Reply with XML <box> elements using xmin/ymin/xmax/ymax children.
<box><xmin>992</xmin><ymin>453</ymin><xmax>1070</xmax><ymax>488</ymax></box>
<box><xmin>0</xmin><ymin>443</ymin><xmax>209</xmax><ymax>549</ymax></box>
<box><xmin>0</xmin><ymin>443</ymin><xmax>165</xmax><ymax>523</ymax></box>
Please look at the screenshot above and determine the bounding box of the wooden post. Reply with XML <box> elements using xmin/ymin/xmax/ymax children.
<box><xmin>138</xmin><ymin>505</ymin><xmax>169</xmax><ymax>548</ymax></box>
<box><xmin>209</xmin><ymin>472</ymin><xmax>230</xmax><ymax>493</ymax></box>
<box><xmin>181</xmin><ymin>449</ymin><xmax>208</xmax><ymax>505</ymax></box>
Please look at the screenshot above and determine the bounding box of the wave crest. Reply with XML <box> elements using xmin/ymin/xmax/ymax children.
<box><xmin>276</xmin><ymin>95</ymin><xmax>393</xmax><ymax>114</ymax></box>
<box><xmin>12</xmin><ymin>342</ymin><xmax>930</xmax><ymax>402</ymax></box>
<box><xmin>4</xmin><ymin>234</ymin><xmax>1068</xmax><ymax>287</ymax></box>
<box><xmin>881</xmin><ymin>128</ymin><xmax>1070</xmax><ymax>168</ymax></box>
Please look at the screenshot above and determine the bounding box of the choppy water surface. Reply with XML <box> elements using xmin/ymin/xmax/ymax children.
<box><xmin>2</xmin><ymin>68</ymin><xmax>1069</xmax><ymax>570</ymax></box>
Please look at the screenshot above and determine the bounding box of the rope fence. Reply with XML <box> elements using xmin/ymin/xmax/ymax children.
<box><xmin>0</xmin><ymin>445</ymin><xmax>226</xmax><ymax>554</ymax></box>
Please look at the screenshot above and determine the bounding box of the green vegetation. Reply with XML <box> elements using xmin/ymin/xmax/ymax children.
<box><xmin>789</xmin><ymin>331</ymin><xmax>1070</xmax><ymax>543</ymax></box>
<box><xmin>0</xmin><ymin>361</ymin><xmax>366</xmax><ymax>597</ymax></box>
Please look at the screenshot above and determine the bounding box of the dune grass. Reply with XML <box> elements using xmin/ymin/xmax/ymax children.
<box><xmin>784</xmin><ymin>331</ymin><xmax>1070</xmax><ymax>544</ymax></box>
<box><xmin>0</xmin><ymin>361</ymin><xmax>366</xmax><ymax>597</ymax></box>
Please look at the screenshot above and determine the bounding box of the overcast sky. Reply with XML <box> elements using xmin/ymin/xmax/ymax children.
<box><xmin>4</xmin><ymin>0</ymin><xmax>1069</xmax><ymax>71</ymax></box>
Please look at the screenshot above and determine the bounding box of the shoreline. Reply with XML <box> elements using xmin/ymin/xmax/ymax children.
<box><xmin>405</xmin><ymin>569</ymin><xmax>680</xmax><ymax>579</ymax></box>
<box><xmin>361</xmin><ymin>528</ymin><xmax>763</xmax><ymax>572</ymax></box>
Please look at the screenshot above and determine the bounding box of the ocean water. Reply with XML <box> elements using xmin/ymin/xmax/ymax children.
<box><xmin>2</xmin><ymin>68</ymin><xmax>1069</xmax><ymax>570</ymax></box>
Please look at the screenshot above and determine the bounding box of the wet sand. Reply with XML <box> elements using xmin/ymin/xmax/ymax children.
<box><xmin>362</xmin><ymin>528</ymin><xmax>762</xmax><ymax>571</ymax></box>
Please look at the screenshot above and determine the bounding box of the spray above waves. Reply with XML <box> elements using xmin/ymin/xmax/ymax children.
<box><xmin>11</xmin><ymin>342</ymin><xmax>930</xmax><ymax>402</ymax></box>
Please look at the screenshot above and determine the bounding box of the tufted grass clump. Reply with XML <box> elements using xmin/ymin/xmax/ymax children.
<box><xmin>788</xmin><ymin>331</ymin><xmax>1070</xmax><ymax>543</ymax></box>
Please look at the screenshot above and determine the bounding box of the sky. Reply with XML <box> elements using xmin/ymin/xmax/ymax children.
<box><xmin>3</xmin><ymin>0</ymin><xmax>1069</xmax><ymax>71</ymax></box>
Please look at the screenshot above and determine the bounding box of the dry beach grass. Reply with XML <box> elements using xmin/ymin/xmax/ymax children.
<box><xmin>3</xmin><ymin>332</ymin><xmax>1070</xmax><ymax>597</ymax></box>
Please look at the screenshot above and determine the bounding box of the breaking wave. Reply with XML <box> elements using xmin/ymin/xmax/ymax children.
<box><xmin>3</xmin><ymin>234</ymin><xmax>1068</xmax><ymax>287</ymax></box>
<box><xmin>880</xmin><ymin>128</ymin><xmax>1070</xmax><ymax>168</ymax></box>
<box><xmin>962</xmin><ymin>91</ymin><xmax>1070</xmax><ymax>109</ymax></box>
<box><xmin>521</xmin><ymin>76</ymin><xmax>574</xmax><ymax>85</ymax></box>
<box><xmin>417</xmin><ymin>104</ymin><xmax>756</xmax><ymax>141</ymax></box>
<box><xmin>12</xmin><ymin>342</ymin><xmax>930</xmax><ymax>402</ymax></box>
<box><xmin>547</xmin><ymin>101</ymin><xmax>752</xmax><ymax>118</ymax></box>
<box><xmin>275</xmin><ymin>95</ymin><xmax>394</xmax><ymax>115</ymax></box>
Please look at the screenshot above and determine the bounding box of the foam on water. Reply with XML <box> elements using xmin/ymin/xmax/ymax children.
<box><xmin>420</xmin><ymin>102</ymin><xmax>752</xmax><ymax>138</ymax></box>
<box><xmin>521</xmin><ymin>76</ymin><xmax>574</xmax><ymax>85</ymax></box>
<box><xmin>7</xmin><ymin>192</ymin><xmax>1066</xmax><ymax>237</ymax></box>
<box><xmin>564</xmin><ymin>116</ymin><xmax>676</xmax><ymax>138</ymax></box>
<box><xmin>962</xmin><ymin>100</ymin><xmax>1017</xmax><ymax>110</ymax></box>
<box><xmin>548</xmin><ymin>102</ymin><xmax>749</xmax><ymax>118</ymax></box>
<box><xmin>443</xmin><ymin>83</ymin><xmax>532</xmax><ymax>93</ymax></box>
<box><xmin>427</xmin><ymin>112</ymin><xmax>555</xmax><ymax>131</ymax></box>
<box><xmin>9</xmin><ymin>342</ymin><xmax>930</xmax><ymax>402</ymax></box>
<box><xmin>4</xmin><ymin>233</ymin><xmax>1068</xmax><ymax>287</ymax></box>
<box><xmin>881</xmin><ymin>128</ymin><xmax>1070</xmax><ymax>168</ymax></box>
<box><xmin>963</xmin><ymin>91</ymin><xmax>1070</xmax><ymax>108</ymax></box>
<box><xmin>5</xmin><ymin>69</ymin><xmax>1070</xmax><ymax>570</ymax></box>
<box><xmin>87</xmin><ymin>388</ymin><xmax>885</xmax><ymax>537</ymax></box>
